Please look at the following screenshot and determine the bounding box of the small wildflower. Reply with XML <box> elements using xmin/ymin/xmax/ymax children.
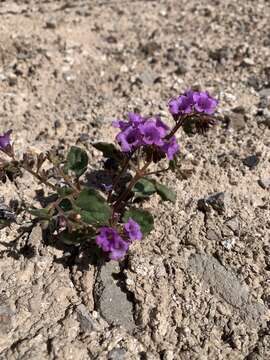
<box><xmin>128</xmin><ymin>112</ymin><xmax>145</xmax><ymax>126</ymax></box>
<box><xmin>168</xmin><ymin>98</ymin><xmax>180</xmax><ymax>116</ymax></box>
<box><xmin>96</xmin><ymin>227</ymin><xmax>129</xmax><ymax>260</ymax></box>
<box><xmin>168</xmin><ymin>90</ymin><xmax>218</xmax><ymax>118</ymax></box>
<box><xmin>178</xmin><ymin>90</ymin><xmax>195</xmax><ymax>114</ymax></box>
<box><xmin>139</xmin><ymin>118</ymin><xmax>165</xmax><ymax>146</ymax></box>
<box><xmin>193</xmin><ymin>92</ymin><xmax>218</xmax><ymax>115</ymax></box>
<box><xmin>0</xmin><ymin>130</ymin><xmax>12</xmax><ymax>151</ymax></box>
<box><xmin>114</xmin><ymin>114</ymin><xmax>179</xmax><ymax>160</ymax></box>
<box><xmin>112</xmin><ymin>119</ymin><xmax>129</xmax><ymax>130</ymax></box>
<box><xmin>162</xmin><ymin>136</ymin><xmax>180</xmax><ymax>160</ymax></box>
<box><xmin>168</xmin><ymin>90</ymin><xmax>194</xmax><ymax>118</ymax></box>
<box><xmin>124</xmin><ymin>218</ymin><xmax>142</xmax><ymax>242</ymax></box>
<box><xmin>116</xmin><ymin>126</ymin><xmax>142</xmax><ymax>152</ymax></box>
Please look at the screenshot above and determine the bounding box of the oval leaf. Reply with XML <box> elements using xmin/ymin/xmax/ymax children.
<box><xmin>92</xmin><ymin>142</ymin><xmax>122</xmax><ymax>160</ymax></box>
<box><xmin>133</xmin><ymin>178</ymin><xmax>156</xmax><ymax>199</ymax></box>
<box><xmin>75</xmin><ymin>188</ymin><xmax>112</xmax><ymax>225</ymax></box>
<box><xmin>122</xmin><ymin>208</ymin><xmax>154</xmax><ymax>236</ymax></box>
<box><xmin>154</xmin><ymin>181</ymin><xmax>176</xmax><ymax>203</ymax></box>
<box><xmin>65</xmin><ymin>146</ymin><xmax>88</xmax><ymax>177</ymax></box>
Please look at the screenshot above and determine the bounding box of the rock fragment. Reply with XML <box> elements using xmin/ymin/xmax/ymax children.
<box><xmin>188</xmin><ymin>253</ymin><xmax>267</xmax><ymax>326</ymax></box>
<box><xmin>243</xmin><ymin>155</ymin><xmax>260</xmax><ymax>169</ymax></box>
<box><xmin>76</xmin><ymin>304</ymin><xmax>100</xmax><ymax>333</ymax></box>
<box><xmin>227</xmin><ymin>113</ymin><xmax>246</xmax><ymax>131</ymax></box>
<box><xmin>107</xmin><ymin>348</ymin><xmax>127</xmax><ymax>360</ymax></box>
<box><xmin>198</xmin><ymin>192</ymin><xmax>231</xmax><ymax>214</ymax></box>
<box><xmin>94</xmin><ymin>262</ymin><xmax>135</xmax><ymax>332</ymax></box>
<box><xmin>45</xmin><ymin>18</ymin><xmax>57</xmax><ymax>29</ymax></box>
<box><xmin>258</xmin><ymin>178</ymin><xmax>270</xmax><ymax>190</ymax></box>
<box><xmin>138</xmin><ymin>69</ymin><xmax>160</xmax><ymax>86</ymax></box>
<box><xmin>224</xmin><ymin>216</ymin><xmax>240</xmax><ymax>234</ymax></box>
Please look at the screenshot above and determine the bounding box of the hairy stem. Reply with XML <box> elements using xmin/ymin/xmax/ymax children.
<box><xmin>166</xmin><ymin>117</ymin><xmax>184</xmax><ymax>139</ymax></box>
<box><xmin>112</xmin><ymin>160</ymin><xmax>151</xmax><ymax>215</ymax></box>
<box><xmin>57</xmin><ymin>167</ymin><xmax>80</xmax><ymax>194</ymax></box>
<box><xmin>20</xmin><ymin>164</ymin><xmax>57</xmax><ymax>191</ymax></box>
<box><xmin>107</xmin><ymin>156</ymin><xmax>130</xmax><ymax>202</ymax></box>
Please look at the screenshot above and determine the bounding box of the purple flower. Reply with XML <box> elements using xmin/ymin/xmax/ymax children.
<box><xmin>112</xmin><ymin>112</ymin><xmax>144</xmax><ymax>130</ymax></box>
<box><xmin>96</xmin><ymin>227</ymin><xmax>129</xmax><ymax>260</ymax></box>
<box><xmin>112</xmin><ymin>119</ymin><xmax>129</xmax><ymax>131</ymax></box>
<box><xmin>168</xmin><ymin>90</ymin><xmax>194</xmax><ymax>117</ymax></box>
<box><xmin>193</xmin><ymin>92</ymin><xmax>218</xmax><ymax>114</ymax></box>
<box><xmin>128</xmin><ymin>112</ymin><xmax>145</xmax><ymax>126</ymax></box>
<box><xmin>124</xmin><ymin>218</ymin><xmax>142</xmax><ymax>242</ymax></box>
<box><xmin>139</xmin><ymin>119</ymin><xmax>166</xmax><ymax>146</ymax></box>
<box><xmin>155</xmin><ymin>116</ymin><xmax>169</xmax><ymax>132</ymax></box>
<box><xmin>168</xmin><ymin>98</ymin><xmax>180</xmax><ymax>116</ymax></box>
<box><xmin>178</xmin><ymin>90</ymin><xmax>195</xmax><ymax>114</ymax></box>
<box><xmin>0</xmin><ymin>130</ymin><xmax>12</xmax><ymax>151</ymax></box>
<box><xmin>113</xmin><ymin>113</ymin><xmax>180</xmax><ymax>160</ymax></box>
<box><xmin>168</xmin><ymin>90</ymin><xmax>218</xmax><ymax>117</ymax></box>
<box><xmin>116</xmin><ymin>126</ymin><xmax>142</xmax><ymax>152</ymax></box>
<box><xmin>162</xmin><ymin>136</ymin><xmax>179</xmax><ymax>160</ymax></box>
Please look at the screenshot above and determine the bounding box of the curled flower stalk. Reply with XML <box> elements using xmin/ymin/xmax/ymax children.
<box><xmin>0</xmin><ymin>89</ymin><xmax>219</xmax><ymax>261</ymax></box>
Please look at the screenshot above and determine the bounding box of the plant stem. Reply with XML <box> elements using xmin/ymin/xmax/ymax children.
<box><xmin>0</xmin><ymin>150</ymin><xmax>58</xmax><ymax>191</ymax></box>
<box><xmin>107</xmin><ymin>156</ymin><xmax>130</xmax><ymax>202</ymax></box>
<box><xmin>21</xmin><ymin>165</ymin><xmax>57</xmax><ymax>191</ymax></box>
<box><xmin>166</xmin><ymin>118</ymin><xmax>184</xmax><ymax>139</ymax></box>
<box><xmin>57</xmin><ymin>167</ymin><xmax>80</xmax><ymax>194</ymax></box>
<box><xmin>112</xmin><ymin>160</ymin><xmax>151</xmax><ymax>215</ymax></box>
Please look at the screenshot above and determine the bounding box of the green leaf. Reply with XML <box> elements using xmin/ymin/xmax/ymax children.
<box><xmin>122</xmin><ymin>208</ymin><xmax>154</xmax><ymax>236</ymax></box>
<box><xmin>59</xmin><ymin>230</ymin><xmax>93</xmax><ymax>246</ymax></box>
<box><xmin>154</xmin><ymin>181</ymin><xmax>176</xmax><ymax>203</ymax></box>
<box><xmin>92</xmin><ymin>142</ymin><xmax>122</xmax><ymax>160</ymax></box>
<box><xmin>65</xmin><ymin>146</ymin><xmax>88</xmax><ymax>177</ymax></box>
<box><xmin>75</xmin><ymin>188</ymin><xmax>112</xmax><ymax>225</ymax></box>
<box><xmin>28</xmin><ymin>208</ymin><xmax>52</xmax><ymax>220</ymax></box>
<box><xmin>133</xmin><ymin>178</ymin><xmax>156</xmax><ymax>199</ymax></box>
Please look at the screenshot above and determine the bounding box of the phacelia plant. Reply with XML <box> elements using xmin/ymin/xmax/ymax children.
<box><xmin>0</xmin><ymin>90</ymin><xmax>218</xmax><ymax>260</ymax></box>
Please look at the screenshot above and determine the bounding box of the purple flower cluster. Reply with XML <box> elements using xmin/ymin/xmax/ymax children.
<box><xmin>113</xmin><ymin>113</ymin><xmax>179</xmax><ymax>160</ymax></box>
<box><xmin>95</xmin><ymin>218</ymin><xmax>142</xmax><ymax>260</ymax></box>
<box><xmin>168</xmin><ymin>90</ymin><xmax>218</xmax><ymax>118</ymax></box>
<box><xmin>0</xmin><ymin>130</ymin><xmax>12</xmax><ymax>151</ymax></box>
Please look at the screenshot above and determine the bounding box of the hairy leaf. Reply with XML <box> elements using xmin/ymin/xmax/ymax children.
<box><xmin>65</xmin><ymin>146</ymin><xmax>88</xmax><ymax>177</ymax></box>
<box><xmin>92</xmin><ymin>142</ymin><xmax>122</xmax><ymax>160</ymax></box>
<box><xmin>133</xmin><ymin>178</ymin><xmax>156</xmax><ymax>199</ymax></box>
<box><xmin>75</xmin><ymin>188</ymin><xmax>112</xmax><ymax>225</ymax></box>
<box><xmin>154</xmin><ymin>181</ymin><xmax>176</xmax><ymax>203</ymax></box>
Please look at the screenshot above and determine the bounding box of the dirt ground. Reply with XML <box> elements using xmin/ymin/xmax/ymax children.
<box><xmin>0</xmin><ymin>0</ymin><xmax>270</xmax><ymax>359</ymax></box>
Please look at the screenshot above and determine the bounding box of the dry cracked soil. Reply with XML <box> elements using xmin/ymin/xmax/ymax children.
<box><xmin>0</xmin><ymin>0</ymin><xmax>270</xmax><ymax>359</ymax></box>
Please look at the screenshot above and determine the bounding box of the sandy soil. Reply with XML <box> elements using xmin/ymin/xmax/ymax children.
<box><xmin>0</xmin><ymin>0</ymin><xmax>270</xmax><ymax>359</ymax></box>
